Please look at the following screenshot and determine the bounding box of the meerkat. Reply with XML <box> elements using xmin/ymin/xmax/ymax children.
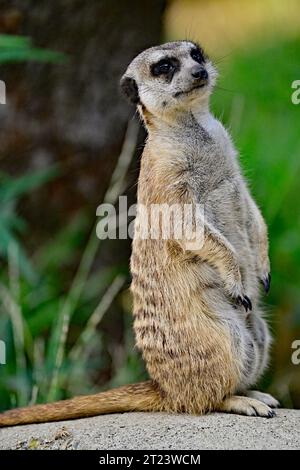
<box><xmin>0</xmin><ymin>41</ymin><xmax>279</xmax><ymax>427</ymax></box>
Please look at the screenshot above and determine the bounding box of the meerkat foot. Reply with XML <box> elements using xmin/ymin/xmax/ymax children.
<box><xmin>245</xmin><ymin>390</ymin><xmax>279</xmax><ymax>408</ymax></box>
<box><xmin>217</xmin><ymin>395</ymin><xmax>276</xmax><ymax>418</ymax></box>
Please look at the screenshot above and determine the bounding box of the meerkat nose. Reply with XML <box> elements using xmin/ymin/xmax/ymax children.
<box><xmin>191</xmin><ymin>65</ymin><xmax>208</xmax><ymax>81</ymax></box>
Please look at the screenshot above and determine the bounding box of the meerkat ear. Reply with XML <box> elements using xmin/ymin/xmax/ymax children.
<box><xmin>120</xmin><ymin>75</ymin><xmax>140</xmax><ymax>105</ymax></box>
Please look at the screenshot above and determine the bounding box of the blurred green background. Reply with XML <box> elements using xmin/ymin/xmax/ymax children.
<box><xmin>0</xmin><ymin>0</ymin><xmax>299</xmax><ymax>412</ymax></box>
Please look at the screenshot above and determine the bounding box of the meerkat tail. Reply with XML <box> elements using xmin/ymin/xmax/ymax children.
<box><xmin>0</xmin><ymin>381</ymin><xmax>162</xmax><ymax>427</ymax></box>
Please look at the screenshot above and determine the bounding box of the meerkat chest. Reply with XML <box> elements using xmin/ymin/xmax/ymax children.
<box><xmin>194</xmin><ymin>112</ymin><xmax>236</xmax><ymax>160</ymax></box>
<box><xmin>145</xmin><ymin>114</ymin><xmax>243</xmax><ymax>209</ymax></box>
<box><xmin>186</xmin><ymin>113</ymin><xmax>247</xmax><ymax>227</ymax></box>
<box><xmin>184</xmin><ymin>114</ymin><xmax>239</xmax><ymax>195</ymax></box>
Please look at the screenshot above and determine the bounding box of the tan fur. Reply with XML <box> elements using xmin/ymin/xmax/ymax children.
<box><xmin>0</xmin><ymin>41</ymin><xmax>278</xmax><ymax>427</ymax></box>
<box><xmin>0</xmin><ymin>382</ymin><xmax>162</xmax><ymax>426</ymax></box>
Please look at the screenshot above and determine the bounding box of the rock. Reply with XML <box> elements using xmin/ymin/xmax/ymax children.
<box><xmin>0</xmin><ymin>409</ymin><xmax>299</xmax><ymax>450</ymax></box>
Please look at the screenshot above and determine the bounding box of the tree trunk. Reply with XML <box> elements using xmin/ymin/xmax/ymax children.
<box><xmin>0</xmin><ymin>0</ymin><xmax>165</xmax><ymax>243</ymax></box>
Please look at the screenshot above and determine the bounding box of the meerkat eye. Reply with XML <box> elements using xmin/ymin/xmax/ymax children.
<box><xmin>158</xmin><ymin>62</ymin><xmax>172</xmax><ymax>73</ymax></box>
<box><xmin>191</xmin><ymin>48</ymin><xmax>205</xmax><ymax>64</ymax></box>
<box><xmin>151</xmin><ymin>58</ymin><xmax>177</xmax><ymax>77</ymax></box>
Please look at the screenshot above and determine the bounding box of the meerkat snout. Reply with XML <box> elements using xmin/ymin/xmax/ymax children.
<box><xmin>120</xmin><ymin>40</ymin><xmax>218</xmax><ymax>119</ymax></box>
<box><xmin>190</xmin><ymin>64</ymin><xmax>208</xmax><ymax>81</ymax></box>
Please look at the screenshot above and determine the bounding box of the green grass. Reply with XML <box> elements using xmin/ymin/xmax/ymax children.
<box><xmin>0</xmin><ymin>34</ymin><xmax>66</xmax><ymax>64</ymax></box>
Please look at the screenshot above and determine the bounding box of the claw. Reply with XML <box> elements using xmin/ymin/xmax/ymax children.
<box><xmin>261</xmin><ymin>273</ymin><xmax>271</xmax><ymax>294</ymax></box>
<box><xmin>244</xmin><ymin>295</ymin><xmax>252</xmax><ymax>311</ymax></box>
<box><xmin>267</xmin><ymin>409</ymin><xmax>276</xmax><ymax>418</ymax></box>
<box><xmin>237</xmin><ymin>295</ymin><xmax>252</xmax><ymax>313</ymax></box>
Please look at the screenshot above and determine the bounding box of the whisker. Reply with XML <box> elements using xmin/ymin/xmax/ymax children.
<box><xmin>213</xmin><ymin>52</ymin><xmax>233</xmax><ymax>65</ymax></box>
<box><xmin>214</xmin><ymin>85</ymin><xmax>236</xmax><ymax>93</ymax></box>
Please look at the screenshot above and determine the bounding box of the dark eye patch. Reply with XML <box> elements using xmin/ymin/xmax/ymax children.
<box><xmin>150</xmin><ymin>57</ymin><xmax>180</xmax><ymax>81</ymax></box>
<box><xmin>191</xmin><ymin>47</ymin><xmax>205</xmax><ymax>64</ymax></box>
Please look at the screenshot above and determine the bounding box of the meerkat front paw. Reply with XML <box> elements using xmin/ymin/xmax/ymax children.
<box><xmin>236</xmin><ymin>294</ymin><xmax>252</xmax><ymax>312</ymax></box>
<box><xmin>258</xmin><ymin>254</ymin><xmax>271</xmax><ymax>294</ymax></box>
<box><xmin>260</xmin><ymin>272</ymin><xmax>271</xmax><ymax>294</ymax></box>
<box><xmin>224</xmin><ymin>276</ymin><xmax>252</xmax><ymax>313</ymax></box>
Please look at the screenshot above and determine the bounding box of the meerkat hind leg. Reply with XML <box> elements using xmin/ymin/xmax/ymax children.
<box><xmin>245</xmin><ymin>390</ymin><xmax>280</xmax><ymax>408</ymax></box>
<box><xmin>217</xmin><ymin>395</ymin><xmax>276</xmax><ymax>418</ymax></box>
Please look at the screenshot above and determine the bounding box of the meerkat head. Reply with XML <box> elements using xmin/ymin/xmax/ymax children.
<box><xmin>120</xmin><ymin>41</ymin><xmax>217</xmax><ymax>122</ymax></box>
